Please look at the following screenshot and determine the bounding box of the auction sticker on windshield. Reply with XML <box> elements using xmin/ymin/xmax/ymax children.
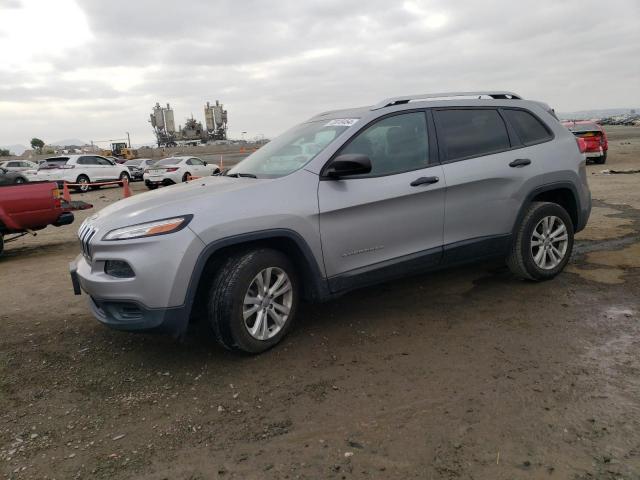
<box><xmin>324</xmin><ymin>118</ymin><xmax>359</xmax><ymax>127</ymax></box>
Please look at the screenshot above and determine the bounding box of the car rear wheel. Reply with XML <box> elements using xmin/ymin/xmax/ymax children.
<box><xmin>507</xmin><ymin>201</ymin><xmax>574</xmax><ymax>281</ymax></box>
<box><xmin>146</xmin><ymin>184</ymin><xmax>158</xmax><ymax>190</ymax></box>
<box><xmin>207</xmin><ymin>248</ymin><xmax>299</xmax><ymax>354</ymax></box>
<box><xmin>74</xmin><ymin>175</ymin><xmax>90</xmax><ymax>193</ymax></box>
<box><xmin>14</xmin><ymin>177</ymin><xmax>25</xmax><ymax>184</ymax></box>
<box><xmin>182</xmin><ymin>172</ymin><xmax>191</xmax><ymax>182</ymax></box>
<box><xmin>119</xmin><ymin>171</ymin><xmax>130</xmax><ymax>182</ymax></box>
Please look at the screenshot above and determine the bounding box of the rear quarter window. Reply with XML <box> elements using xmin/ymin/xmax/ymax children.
<box><xmin>436</xmin><ymin>109</ymin><xmax>510</xmax><ymax>161</ymax></box>
<box><xmin>502</xmin><ymin>109</ymin><xmax>553</xmax><ymax>145</ymax></box>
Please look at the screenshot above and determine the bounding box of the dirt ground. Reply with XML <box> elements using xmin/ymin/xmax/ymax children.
<box><xmin>1</xmin><ymin>127</ymin><xmax>640</xmax><ymax>480</ymax></box>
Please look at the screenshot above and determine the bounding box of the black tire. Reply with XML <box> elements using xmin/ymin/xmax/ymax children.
<box><xmin>595</xmin><ymin>151</ymin><xmax>607</xmax><ymax>164</ymax></box>
<box><xmin>74</xmin><ymin>174</ymin><xmax>90</xmax><ymax>192</ymax></box>
<box><xmin>212</xmin><ymin>168</ymin><xmax>221</xmax><ymax>176</ymax></box>
<box><xmin>14</xmin><ymin>177</ymin><xmax>26</xmax><ymax>184</ymax></box>
<box><xmin>146</xmin><ymin>184</ymin><xmax>158</xmax><ymax>190</ymax></box>
<box><xmin>507</xmin><ymin>201</ymin><xmax>574</xmax><ymax>281</ymax></box>
<box><xmin>119</xmin><ymin>171</ymin><xmax>130</xmax><ymax>182</ymax></box>
<box><xmin>182</xmin><ymin>172</ymin><xmax>191</xmax><ymax>182</ymax></box>
<box><xmin>207</xmin><ymin>248</ymin><xmax>299</xmax><ymax>354</ymax></box>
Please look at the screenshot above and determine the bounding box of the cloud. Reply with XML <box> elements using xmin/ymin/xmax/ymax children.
<box><xmin>0</xmin><ymin>0</ymin><xmax>639</xmax><ymax>145</ymax></box>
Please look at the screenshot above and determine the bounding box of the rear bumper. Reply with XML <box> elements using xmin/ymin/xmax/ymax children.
<box><xmin>585</xmin><ymin>148</ymin><xmax>605</xmax><ymax>158</ymax></box>
<box><xmin>145</xmin><ymin>178</ymin><xmax>176</xmax><ymax>187</ymax></box>
<box><xmin>53</xmin><ymin>212</ymin><xmax>74</xmax><ymax>227</ymax></box>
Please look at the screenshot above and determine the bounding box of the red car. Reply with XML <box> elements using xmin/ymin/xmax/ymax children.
<box><xmin>562</xmin><ymin>121</ymin><xmax>608</xmax><ymax>164</ymax></box>
<box><xmin>0</xmin><ymin>182</ymin><xmax>91</xmax><ymax>256</ymax></box>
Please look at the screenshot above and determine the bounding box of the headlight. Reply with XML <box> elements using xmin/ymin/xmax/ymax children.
<box><xmin>103</xmin><ymin>215</ymin><xmax>193</xmax><ymax>241</ymax></box>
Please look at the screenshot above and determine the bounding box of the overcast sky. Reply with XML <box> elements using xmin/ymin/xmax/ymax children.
<box><xmin>0</xmin><ymin>0</ymin><xmax>639</xmax><ymax>147</ymax></box>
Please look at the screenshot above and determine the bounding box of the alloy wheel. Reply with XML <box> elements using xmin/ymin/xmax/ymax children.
<box><xmin>242</xmin><ymin>267</ymin><xmax>293</xmax><ymax>340</ymax></box>
<box><xmin>531</xmin><ymin>215</ymin><xmax>569</xmax><ymax>269</ymax></box>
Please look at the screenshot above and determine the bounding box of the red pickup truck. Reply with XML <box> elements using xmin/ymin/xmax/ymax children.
<box><xmin>0</xmin><ymin>182</ymin><xmax>89</xmax><ymax>255</ymax></box>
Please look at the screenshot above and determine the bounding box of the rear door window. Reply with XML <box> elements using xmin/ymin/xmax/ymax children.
<box><xmin>502</xmin><ymin>109</ymin><xmax>552</xmax><ymax>145</ymax></box>
<box><xmin>435</xmin><ymin>109</ymin><xmax>510</xmax><ymax>161</ymax></box>
<box><xmin>94</xmin><ymin>156</ymin><xmax>112</xmax><ymax>166</ymax></box>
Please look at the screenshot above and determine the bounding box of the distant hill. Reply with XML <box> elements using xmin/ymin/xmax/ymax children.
<box><xmin>559</xmin><ymin>108</ymin><xmax>639</xmax><ymax>120</ymax></box>
<box><xmin>0</xmin><ymin>144</ymin><xmax>28</xmax><ymax>155</ymax></box>
<box><xmin>50</xmin><ymin>138</ymin><xmax>88</xmax><ymax>147</ymax></box>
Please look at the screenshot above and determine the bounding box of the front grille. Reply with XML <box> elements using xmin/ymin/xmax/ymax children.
<box><xmin>78</xmin><ymin>223</ymin><xmax>98</xmax><ymax>260</ymax></box>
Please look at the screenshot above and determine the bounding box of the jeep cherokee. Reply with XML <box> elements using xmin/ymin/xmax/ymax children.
<box><xmin>70</xmin><ymin>91</ymin><xmax>591</xmax><ymax>353</ymax></box>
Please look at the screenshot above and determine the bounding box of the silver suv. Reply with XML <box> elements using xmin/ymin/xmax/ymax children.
<box><xmin>70</xmin><ymin>91</ymin><xmax>591</xmax><ymax>353</ymax></box>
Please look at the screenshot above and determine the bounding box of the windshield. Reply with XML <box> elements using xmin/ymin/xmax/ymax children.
<box><xmin>156</xmin><ymin>158</ymin><xmax>182</xmax><ymax>166</ymax></box>
<box><xmin>228</xmin><ymin>119</ymin><xmax>357</xmax><ymax>178</ymax></box>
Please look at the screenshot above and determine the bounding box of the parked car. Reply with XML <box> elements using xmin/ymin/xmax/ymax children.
<box><xmin>30</xmin><ymin>155</ymin><xmax>130</xmax><ymax>192</ymax></box>
<box><xmin>123</xmin><ymin>158</ymin><xmax>156</xmax><ymax>181</ymax></box>
<box><xmin>70</xmin><ymin>91</ymin><xmax>591</xmax><ymax>353</ymax></box>
<box><xmin>0</xmin><ymin>160</ymin><xmax>38</xmax><ymax>173</ymax></box>
<box><xmin>562</xmin><ymin>121</ymin><xmax>608</xmax><ymax>164</ymax></box>
<box><xmin>0</xmin><ymin>167</ymin><xmax>29</xmax><ymax>185</ymax></box>
<box><xmin>0</xmin><ymin>182</ymin><xmax>75</xmax><ymax>256</ymax></box>
<box><xmin>143</xmin><ymin>156</ymin><xmax>220</xmax><ymax>189</ymax></box>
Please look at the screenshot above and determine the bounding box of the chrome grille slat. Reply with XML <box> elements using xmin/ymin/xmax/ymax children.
<box><xmin>78</xmin><ymin>223</ymin><xmax>97</xmax><ymax>260</ymax></box>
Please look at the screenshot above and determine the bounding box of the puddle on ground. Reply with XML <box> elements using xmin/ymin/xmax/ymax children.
<box><xmin>585</xmin><ymin>242</ymin><xmax>640</xmax><ymax>270</ymax></box>
<box><xmin>576</xmin><ymin>206</ymin><xmax>635</xmax><ymax>241</ymax></box>
<box><xmin>565</xmin><ymin>265</ymin><xmax>626</xmax><ymax>285</ymax></box>
<box><xmin>604</xmin><ymin>306</ymin><xmax>636</xmax><ymax>318</ymax></box>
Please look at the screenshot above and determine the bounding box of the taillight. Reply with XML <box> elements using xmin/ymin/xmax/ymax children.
<box><xmin>52</xmin><ymin>188</ymin><xmax>61</xmax><ymax>207</ymax></box>
<box><xmin>576</xmin><ymin>137</ymin><xmax>587</xmax><ymax>153</ymax></box>
<box><xmin>166</xmin><ymin>167</ymin><xmax>178</xmax><ymax>172</ymax></box>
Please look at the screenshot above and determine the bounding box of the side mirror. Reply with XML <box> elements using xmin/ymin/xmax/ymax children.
<box><xmin>324</xmin><ymin>154</ymin><xmax>372</xmax><ymax>178</ymax></box>
<box><xmin>203</xmin><ymin>161</ymin><xmax>208</xmax><ymax>165</ymax></box>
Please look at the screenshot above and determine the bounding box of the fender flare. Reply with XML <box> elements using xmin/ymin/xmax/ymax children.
<box><xmin>511</xmin><ymin>181</ymin><xmax>582</xmax><ymax>237</ymax></box>
<box><xmin>181</xmin><ymin>228</ymin><xmax>330</xmax><ymax>320</ymax></box>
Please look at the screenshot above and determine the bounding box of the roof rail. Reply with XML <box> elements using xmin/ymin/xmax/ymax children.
<box><xmin>371</xmin><ymin>91</ymin><xmax>522</xmax><ymax>110</ymax></box>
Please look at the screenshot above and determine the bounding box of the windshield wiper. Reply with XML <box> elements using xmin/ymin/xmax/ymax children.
<box><xmin>226</xmin><ymin>172</ymin><xmax>257</xmax><ymax>178</ymax></box>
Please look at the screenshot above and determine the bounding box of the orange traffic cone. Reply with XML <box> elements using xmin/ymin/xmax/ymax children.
<box><xmin>122</xmin><ymin>178</ymin><xmax>132</xmax><ymax>198</ymax></box>
<box><xmin>62</xmin><ymin>182</ymin><xmax>72</xmax><ymax>202</ymax></box>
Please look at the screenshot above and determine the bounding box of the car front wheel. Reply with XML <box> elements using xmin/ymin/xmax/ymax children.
<box><xmin>507</xmin><ymin>201</ymin><xmax>574</xmax><ymax>281</ymax></box>
<box><xmin>207</xmin><ymin>249</ymin><xmax>299</xmax><ymax>353</ymax></box>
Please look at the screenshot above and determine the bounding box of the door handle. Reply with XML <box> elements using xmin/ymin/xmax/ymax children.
<box><xmin>509</xmin><ymin>158</ymin><xmax>531</xmax><ymax>168</ymax></box>
<box><xmin>410</xmin><ymin>176</ymin><xmax>439</xmax><ymax>187</ymax></box>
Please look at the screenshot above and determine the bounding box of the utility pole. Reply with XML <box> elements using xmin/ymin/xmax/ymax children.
<box><xmin>126</xmin><ymin>132</ymin><xmax>131</xmax><ymax>148</ymax></box>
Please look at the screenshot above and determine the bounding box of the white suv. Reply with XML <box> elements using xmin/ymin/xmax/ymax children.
<box><xmin>0</xmin><ymin>160</ymin><xmax>38</xmax><ymax>173</ymax></box>
<box><xmin>143</xmin><ymin>156</ymin><xmax>220</xmax><ymax>189</ymax></box>
<box><xmin>32</xmin><ymin>155</ymin><xmax>131</xmax><ymax>192</ymax></box>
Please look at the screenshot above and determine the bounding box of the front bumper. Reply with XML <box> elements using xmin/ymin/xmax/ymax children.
<box><xmin>70</xmin><ymin>257</ymin><xmax>191</xmax><ymax>335</ymax></box>
<box><xmin>68</xmin><ymin>225</ymin><xmax>205</xmax><ymax>335</ymax></box>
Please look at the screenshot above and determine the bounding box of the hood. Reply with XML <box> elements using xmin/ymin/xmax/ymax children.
<box><xmin>90</xmin><ymin>176</ymin><xmax>269</xmax><ymax>231</ymax></box>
